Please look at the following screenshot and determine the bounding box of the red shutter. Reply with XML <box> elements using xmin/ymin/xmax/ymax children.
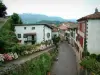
<box><xmin>80</xmin><ymin>36</ymin><xmax>83</xmax><ymax>47</ymax></box>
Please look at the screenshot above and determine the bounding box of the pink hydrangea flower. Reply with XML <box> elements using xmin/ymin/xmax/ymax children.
<box><xmin>3</xmin><ymin>54</ymin><xmax>13</xmax><ymax>61</ymax></box>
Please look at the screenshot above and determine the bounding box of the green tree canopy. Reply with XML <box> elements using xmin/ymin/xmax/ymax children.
<box><xmin>0</xmin><ymin>1</ymin><xmax>7</xmax><ymax>17</ymax></box>
<box><xmin>9</xmin><ymin>13</ymin><xmax>23</xmax><ymax>31</ymax></box>
<box><xmin>11</xmin><ymin>13</ymin><xmax>23</xmax><ymax>24</ymax></box>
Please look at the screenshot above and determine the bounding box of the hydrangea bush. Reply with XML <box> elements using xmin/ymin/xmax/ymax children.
<box><xmin>0</xmin><ymin>52</ymin><xmax>18</xmax><ymax>63</ymax></box>
<box><xmin>0</xmin><ymin>40</ymin><xmax>52</xmax><ymax>64</ymax></box>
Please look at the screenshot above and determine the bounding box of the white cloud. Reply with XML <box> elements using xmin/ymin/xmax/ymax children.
<box><xmin>3</xmin><ymin>0</ymin><xmax>100</xmax><ymax>19</ymax></box>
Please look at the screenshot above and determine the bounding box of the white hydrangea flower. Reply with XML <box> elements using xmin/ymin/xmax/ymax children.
<box><xmin>31</xmin><ymin>50</ymin><xmax>34</xmax><ymax>52</ymax></box>
<box><xmin>47</xmin><ymin>45</ymin><xmax>49</xmax><ymax>47</ymax></box>
<box><xmin>0</xmin><ymin>54</ymin><xmax>4</xmax><ymax>62</ymax></box>
<box><xmin>28</xmin><ymin>51</ymin><xmax>33</xmax><ymax>54</ymax></box>
<box><xmin>24</xmin><ymin>51</ymin><xmax>28</xmax><ymax>55</ymax></box>
<box><xmin>13</xmin><ymin>53</ymin><xmax>18</xmax><ymax>59</ymax></box>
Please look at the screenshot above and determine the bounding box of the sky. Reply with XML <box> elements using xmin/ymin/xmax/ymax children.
<box><xmin>2</xmin><ymin>0</ymin><xmax>100</xmax><ymax>19</ymax></box>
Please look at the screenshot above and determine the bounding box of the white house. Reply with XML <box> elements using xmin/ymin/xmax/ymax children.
<box><xmin>15</xmin><ymin>24</ymin><xmax>52</xmax><ymax>45</ymax></box>
<box><xmin>77</xmin><ymin>8</ymin><xmax>100</xmax><ymax>54</ymax></box>
<box><xmin>51</xmin><ymin>25</ymin><xmax>59</xmax><ymax>37</ymax></box>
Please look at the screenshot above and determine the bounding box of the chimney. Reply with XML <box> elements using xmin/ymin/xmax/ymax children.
<box><xmin>95</xmin><ymin>8</ymin><xmax>99</xmax><ymax>13</ymax></box>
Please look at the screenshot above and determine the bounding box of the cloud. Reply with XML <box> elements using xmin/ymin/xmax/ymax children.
<box><xmin>3</xmin><ymin>0</ymin><xmax>100</xmax><ymax>19</ymax></box>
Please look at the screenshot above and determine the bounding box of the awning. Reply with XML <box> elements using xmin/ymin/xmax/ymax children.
<box><xmin>24</xmin><ymin>33</ymin><xmax>36</xmax><ymax>35</ymax></box>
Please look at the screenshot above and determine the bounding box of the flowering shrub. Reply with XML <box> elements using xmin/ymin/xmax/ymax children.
<box><xmin>39</xmin><ymin>44</ymin><xmax>46</xmax><ymax>50</ymax></box>
<box><xmin>21</xmin><ymin>51</ymin><xmax>28</xmax><ymax>55</ymax></box>
<box><xmin>0</xmin><ymin>40</ymin><xmax>52</xmax><ymax>64</ymax></box>
<box><xmin>0</xmin><ymin>52</ymin><xmax>19</xmax><ymax>63</ymax></box>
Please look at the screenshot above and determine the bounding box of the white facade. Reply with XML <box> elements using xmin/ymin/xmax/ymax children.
<box><xmin>67</xmin><ymin>29</ymin><xmax>77</xmax><ymax>45</ymax></box>
<box><xmin>44</xmin><ymin>26</ymin><xmax>52</xmax><ymax>41</ymax></box>
<box><xmin>87</xmin><ymin>19</ymin><xmax>100</xmax><ymax>54</ymax></box>
<box><xmin>15</xmin><ymin>24</ymin><xmax>52</xmax><ymax>44</ymax></box>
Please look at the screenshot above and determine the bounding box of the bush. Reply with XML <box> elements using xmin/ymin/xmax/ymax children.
<box><xmin>90</xmin><ymin>54</ymin><xmax>97</xmax><ymax>59</ymax></box>
<box><xmin>96</xmin><ymin>54</ymin><xmax>100</xmax><ymax>62</ymax></box>
<box><xmin>0</xmin><ymin>40</ymin><xmax>5</xmax><ymax>53</ymax></box>
<box><xmin>82</xmin><ymin>51</ymin><xmax>90</xmax><ymax>58</ymax></box>
<box><xmin>8</xmin><ymin>53</ymin><xmax>54</xmax><ymax>75</ymax></box>
<box><xmin>52</xmin><ymin>35</ymin><xmax>60</xmax><ymax>48</ymax></box>
<box><xmin>80</xmin><ymin>57</ymin><xmax>100</xmax><ymax>74</ymax></box>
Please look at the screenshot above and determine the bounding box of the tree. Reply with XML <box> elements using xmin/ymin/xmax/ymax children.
<box><xmin>11</xmin><ymin>13</ymin><xmax>23</xmax><ymax>24</ymax></box>
<box><xmin>52</xmin><ymin>35</ymin><xmax>60</xmax><ymax>48</ymax></box>
<box><xmin>0</xmin><ymin>1</ymin><xmax>7</xmax><ymax>17</ymax></box>
<box><xmin>10</xmin><ymin>13</ymin><xmax>23</xmax><ymax>31</ymax></box>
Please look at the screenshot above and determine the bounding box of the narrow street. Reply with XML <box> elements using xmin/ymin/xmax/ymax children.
<box><xmin>51</xmin><ymin>41</ymin><xmax>78</xmax><ymax>75</ymax></box>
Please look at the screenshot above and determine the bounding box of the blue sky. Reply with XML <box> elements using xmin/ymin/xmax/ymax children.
<box><xmin>3</xmin><ymin>0</ymin><xmax>100</xmax><ymax>19</ymax></box>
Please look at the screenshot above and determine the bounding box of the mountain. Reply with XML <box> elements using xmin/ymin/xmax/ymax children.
<box><xmin>36</xmin><ymin>20</ymin><xmax>63</xmax><ymax>26</ymax></box>
<box><xmin>19</xmin><ymin>13</ymin><xmax>76</xmax><ymax>24</ymax></box>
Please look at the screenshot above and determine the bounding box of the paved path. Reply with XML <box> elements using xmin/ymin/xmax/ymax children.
<box><xmin>51</xmin><ymin>41</ymin><xmax>78</xmax><ymax>75</ymax></box>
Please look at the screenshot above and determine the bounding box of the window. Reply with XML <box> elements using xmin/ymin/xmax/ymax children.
<box><xmin>23</xmin><ymin>34</ymin><xmax>27</xmax><ymax>38</ymax></box>
<box><xmin>32</xmin><ymin>27</ymin><xmax>35</xmax><ymax>30</ymax></box>
<box><xmin>27</xmin><ymin>36</ymin><xmax>32</xmax><ymax>41</ymax></box>
<box><xmin>24</xmin><ymin>27</ymin><xmax>26</xmax><ymax>30</ymax></box>
<box><xmin>17</xmin><ymin>34</ymin><xmax>21</xmax><ymax>38</ymax></box>
<box><xmin>47</xmin><ymin>33</ymin><xmax>50</xmax><ymax>38</ymax></box>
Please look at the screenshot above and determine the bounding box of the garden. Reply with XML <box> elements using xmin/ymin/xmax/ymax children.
<box><xmin>0</xmin><ymin>48</ymin><xmax>58</xmax><ymax>75</ymax></box>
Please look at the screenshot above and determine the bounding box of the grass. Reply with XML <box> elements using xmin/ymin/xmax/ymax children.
<box><xmin>0</xmin><ymin>18</ymin><xmax>8</xmax><ymax>28</ymax></box>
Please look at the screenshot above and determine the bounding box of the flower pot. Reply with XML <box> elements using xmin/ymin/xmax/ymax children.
<box><xmin>47</xmin><ymin>72</ymin><xmax>50</xmax><ymax>75</ymax></box>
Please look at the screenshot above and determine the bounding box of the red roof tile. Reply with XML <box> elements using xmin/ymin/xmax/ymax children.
<box><xmin>77</xmin><ymin>12</ymin><xmax>100</xmax><ymax>21</ymax></box>
<box><xmin>58</xmin><ymin>24</ymin><xmax>68</xmax><ymax>30</ymax></box>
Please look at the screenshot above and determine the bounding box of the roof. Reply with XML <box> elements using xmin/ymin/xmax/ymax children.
<box><xmin>58</xmin><ymin>24</ymin><xmax>68</xmax><ymax>31</ymax></box>
<box><xmin>58</xmin><ymin>22</ymin><xmax>78</xmax><ymax>30</ymax></box>
<box><xmin>14</xmin><ymin>24</ymin><xmax>52</xmax><ymax>29</ymax></box>
<box><xmin>52</xmin><ymin>28</ymin><xmax>58</xmax><ymax>32</ymax></box>
<box><xmin>77</xmin><ymin>12</ymin><xmax>100</xmax><ymax>21</ymax></box>
<box><xmin>68</xmin><ymin>23</ymin><xmax>78</xmax><ymax>29</ymax></box>
<box><xmin>51</xmin><ymin>25</ymin><xmax>59</xmax><ymax>32</ymax></box>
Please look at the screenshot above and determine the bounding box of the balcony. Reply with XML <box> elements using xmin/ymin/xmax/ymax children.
<box><xmin>78</xmin><ymin>30</ymin><xmax>84</xmax><ymax>38</ymax></box>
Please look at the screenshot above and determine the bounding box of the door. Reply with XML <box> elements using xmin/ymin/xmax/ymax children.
<box><xmin>32</xmin><ymin>35</ymin><xmax>35</xmax><ymax>44</ymax></box>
